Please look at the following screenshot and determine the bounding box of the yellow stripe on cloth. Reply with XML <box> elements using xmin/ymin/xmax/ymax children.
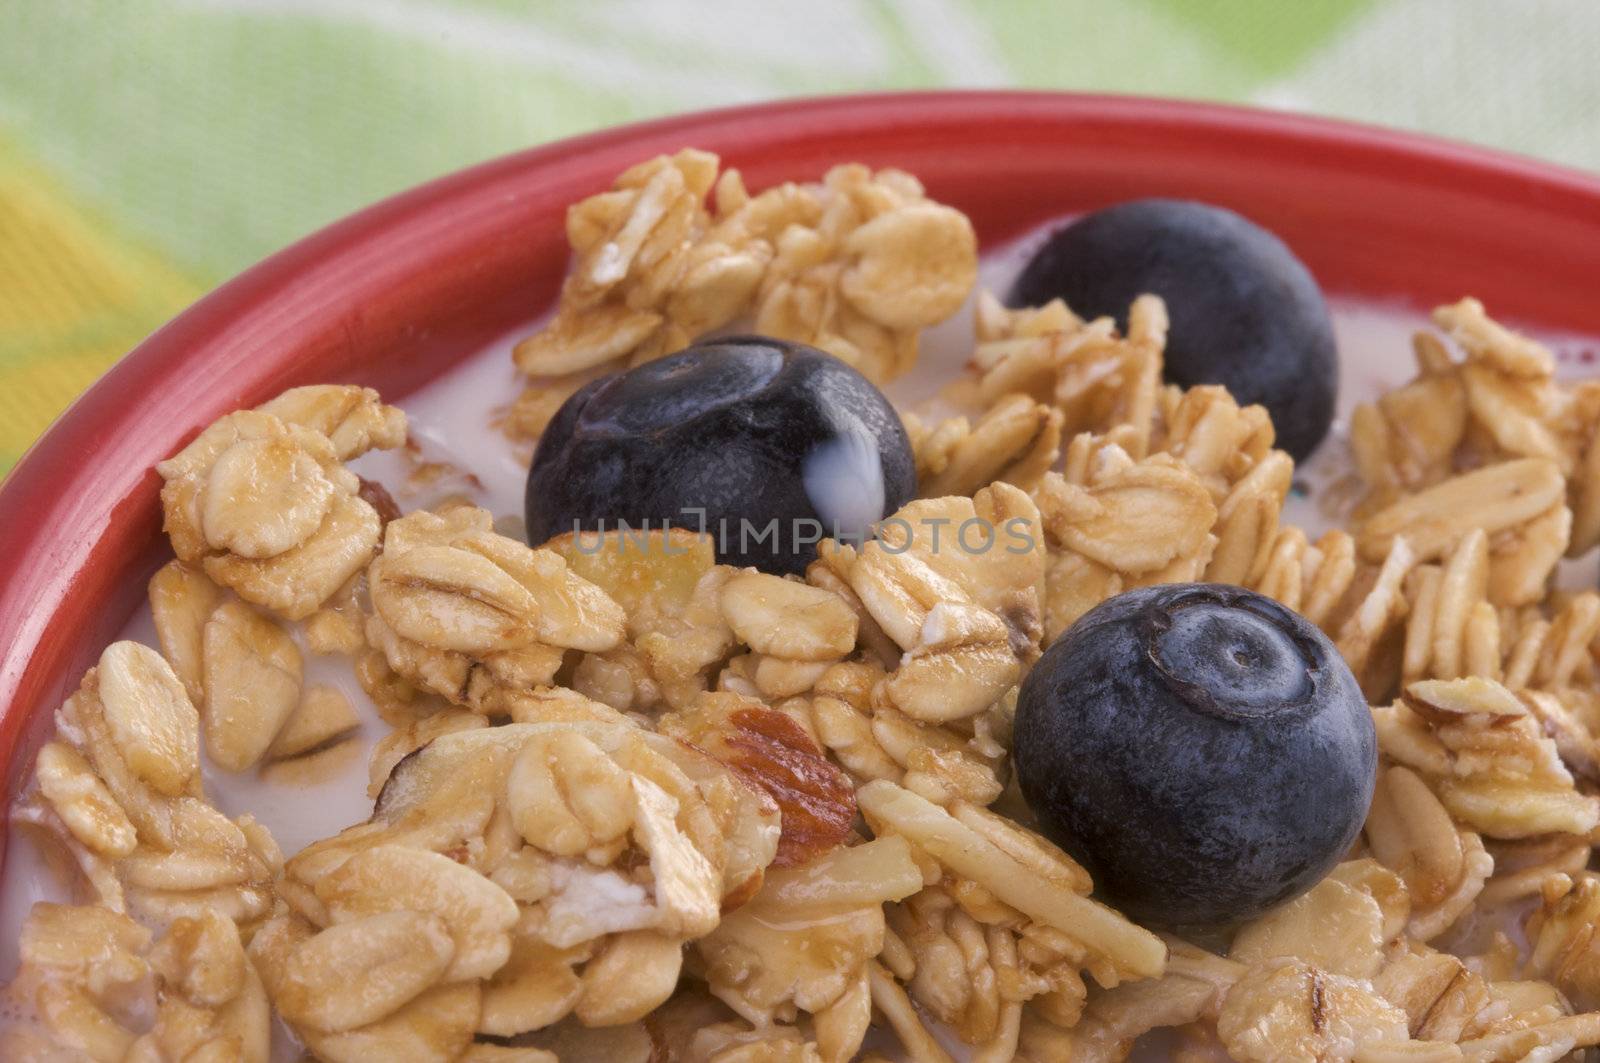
<box><xmin>0</xmin><ymin>139</ymin><xmax>202</xmax><ymax>471</ymax></box>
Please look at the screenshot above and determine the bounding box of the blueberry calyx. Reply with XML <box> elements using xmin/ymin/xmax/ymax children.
<box><xmin>1138</xmin><ymin>585</ymin><xmax>1321</xmax><ymax>723</ymax></box>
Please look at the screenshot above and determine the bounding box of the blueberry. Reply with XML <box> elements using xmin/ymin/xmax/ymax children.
<box><xmin>1008</xmin><ymin>199</ymin><xmax>1337</xmax><ymax>461</ymax></box>
<box><xmin>525</xmin><ymin>336</ymin><xmax>916</xmax><ymax>575</ymax></box>
<box><xmin>1013</xmin><ymin>583</ymin><xmax>1374</xmax><ymax>929</ymax></box>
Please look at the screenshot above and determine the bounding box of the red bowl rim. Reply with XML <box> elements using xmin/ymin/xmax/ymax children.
<box><xmin>5</xmin><ymin>88</ymin><xmax>1600</xmax><ymax>808</ymax></box>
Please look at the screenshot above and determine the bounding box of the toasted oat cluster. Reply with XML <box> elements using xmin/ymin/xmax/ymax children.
<box><xmin>10</xmin><ymin>152</ymin><xmax>1600</xmax><ymax>1063</ymax></box>
<box><xmin>502</xmin><ymin>148</ymin><xmax>978</xmax><ymax>445</ymax></box>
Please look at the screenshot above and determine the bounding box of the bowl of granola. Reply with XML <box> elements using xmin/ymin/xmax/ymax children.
<box><xmin>7</xmin><ymin>91</ymin><xmax>1600</xmax><ymax>1062</ymax></box>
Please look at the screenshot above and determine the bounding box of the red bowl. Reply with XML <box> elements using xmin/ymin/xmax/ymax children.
<box><xmin>6</xmin><ymin>90</ymin><xmax>1600</xmax><ymax>828</ymax></box>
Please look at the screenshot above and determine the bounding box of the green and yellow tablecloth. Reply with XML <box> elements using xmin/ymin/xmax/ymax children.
<box><xmin>2</xmin><ymin>0</ymin><xmax>1596</xmax><ymax>473</ymax></box>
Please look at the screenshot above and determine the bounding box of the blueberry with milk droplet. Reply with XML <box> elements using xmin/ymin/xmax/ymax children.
<box><xmin>525</xmin><ymin>336</ymin><xmax>916</xmax><ymax>575</ymax></box>
<box><xmin>1014</xmin><ymin>583</ymin><xmax>1375</xmax><ymax>929</ymax></box>
<box><xmin>1009</xmin><ymin>199</ymin><xmax>1338</xmax><ymax>461</ymax></box>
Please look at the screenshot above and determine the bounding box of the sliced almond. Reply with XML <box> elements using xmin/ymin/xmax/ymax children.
<box><xmin>857</xmin><ymin>780</ymin><xmax>1164</xmax><ymax>979</ymax></box>
<box><xmin>1402</xmin><ymin>676</ymin><xmax>1525</xmax><ymax>724</ymax></box>
<box><xmin>660</xmin><ymin>694</ymin><xmax>855</xmax><ymax>868</ymax></box>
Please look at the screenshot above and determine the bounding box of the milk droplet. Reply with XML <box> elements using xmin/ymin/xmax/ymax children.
<box><xmin>802</xmin><ymin>427</ymin><xmax>885</xmax><ymax>543</ymax></box>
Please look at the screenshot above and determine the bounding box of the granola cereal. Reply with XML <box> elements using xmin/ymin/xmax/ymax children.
<box><xmin>9</xmin><ymin>148</ymin><xmax>1600</xmax><ymax>1063</ymax></box>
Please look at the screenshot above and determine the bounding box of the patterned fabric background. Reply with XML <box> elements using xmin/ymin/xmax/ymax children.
<box><xmin>2</xmin><ymin>0</ymin><xmax>1597</xmax><ymax>473</ymax></box>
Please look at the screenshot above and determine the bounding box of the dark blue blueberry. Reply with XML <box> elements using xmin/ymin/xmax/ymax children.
<box><xmin>1009</xmin><ymin>199</ymin><xmax>1337</xmax><ymax>461</ymax></box>
<box><xmin>525</xmin><ymin>336</ymin><xmax>916</xmax><ymax>575</ymax></box>
<box><xmin>1013</xmin><ymin>583</ymin><xmax>1375</xmax><ymax>929</ymax></box>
